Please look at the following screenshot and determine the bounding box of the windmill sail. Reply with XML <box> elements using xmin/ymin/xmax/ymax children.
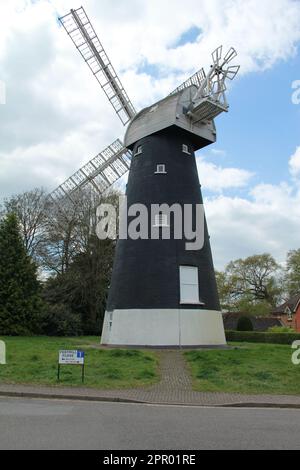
<box><xmin>59</xmin><ymin>7</ymin><xmax>136</xmax><ymax>125</ymax></box>
<box><xmin>49</xmin><ymin>139</ymin><xmax>132</xmax><ymax>204</ymax></box>
<box><xmin>169</xmin><ymin>68</ymin><xmax>206</xmax><ymax>96</ymax></box>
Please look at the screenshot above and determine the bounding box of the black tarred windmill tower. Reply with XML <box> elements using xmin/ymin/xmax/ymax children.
<box><xmin>50</xmin><ymin>7</ymin><xmax>240</xmax><ymax>347</ymax></box>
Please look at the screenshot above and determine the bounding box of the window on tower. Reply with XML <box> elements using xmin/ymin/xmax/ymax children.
<box><xmin>182</xmin><ymin>144</ymin><xmax>191</xmax><ymax>155</ymax></box>
<box><xmin>135</xmin><ymin>145</ymin><xmax>143</xmax><ymax>156</ymax></box>
<box><xmin>155</xmin><ymin>164</ymin><xmax>167</xmax><ymax>174</ymax></box>
<box><xmin>179</xmin><ymin>266</ymin><xmax>202</xmax><ymax>304</ymax></box>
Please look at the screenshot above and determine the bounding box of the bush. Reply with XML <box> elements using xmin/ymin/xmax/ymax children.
<box><xmin>40</xmin><ymin>304</ymin><xmax>83</xmax><ymax>337</ymax></box>
<box><xmin>268</xmin><ymin>326</ymin><xmax>296</xmax><ymax>333</ymax></box>
<box><xmin>237</xmin><ymin>316</ymin><xmax>254</xmax><ymax>331</ymax></box>
<box><xmin>226</xmin><ymin>330</ymin><xmax>300</xmax><ymax>345</ymax></box>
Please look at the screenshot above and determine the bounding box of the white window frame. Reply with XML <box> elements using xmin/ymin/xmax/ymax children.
<box><xmin>179</xmin><ymin>266</ymin><xmax>201</xmax><ymax>304</ymax></box>
<box><xmin>155</xmin><ymin>164</ymin><xmax>167</xmax><ymax>174</ymax></box>
<box><xmin>286</xmin><ymin>309</ymin><xmax>293</xmax><ymax>322</ymax></box>
<box><xmin>182</xmin><ymin>144</ymin><xmax>191</xmax><ymax>155</ymax></box>
<box><xmin>135</xmin><ymin>145</ymin><xmax>143</xmax><ymax>156</ymax></box>
<box><xmin>153</xmin><ymin>213</ymin><xmax>169</xmax><ymax>227</ymax></box>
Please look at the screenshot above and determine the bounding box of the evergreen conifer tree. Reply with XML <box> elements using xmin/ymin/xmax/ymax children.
<box><xmin>0</xmin><ymin>213</ymin><xmax>42</xmax><ymax>335</ymax></box>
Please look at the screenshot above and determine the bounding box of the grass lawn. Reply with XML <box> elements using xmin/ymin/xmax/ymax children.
<box><xmin>0</xmin><ymin>336</ymin><xmax>159</xmax><ymax>389</ymax></box>
<box><xmin>185</xmin><ymin>342</ymin><xmax>300</xmax><ymax>395</ymax></box>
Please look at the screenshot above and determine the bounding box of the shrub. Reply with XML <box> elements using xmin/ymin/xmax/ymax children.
<box><xmin>40</xmin><ymin>304</ymin><xmax>83</xmax><ymax>337</ymax></box>
<box><xmin>268</xmin><ymin>326</ymin><xmax>296</xmax><ymax>333</ymax></box>
<box><xmin>237</xmin><ymin>316</ymin><xmax>254</xmax><ymax>332</ymax></box>
<box><xmin>226</xmin><ymin>330</ymin><xmax>300</xmax><ymax>345</ymax></box>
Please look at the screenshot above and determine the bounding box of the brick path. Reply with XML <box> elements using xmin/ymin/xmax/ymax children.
<box><xmin>0</xmin><ymin>350</ymin><xmax>300</xmax><ymax>408</ymax></box>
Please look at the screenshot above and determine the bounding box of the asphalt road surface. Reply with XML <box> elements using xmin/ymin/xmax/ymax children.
<box><xmin>0</xmin><ymin>397</ymin><xmax>299</xmax><ymax>450</ymax></box>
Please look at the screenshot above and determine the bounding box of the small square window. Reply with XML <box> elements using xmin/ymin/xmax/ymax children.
<box><xmin>182</xmin><ymin>144</ymin><xmax>191</xmax><ymax>155</ymax></box>
<box><xmin>153</xmin><ymin>214</ymin><xmax>169</xmax><ymax>227</ymax></box>
<box><xmin>135</xmin><ymin>145</ymin><xmax>143</xmax><ymax>156</ymax></box>
<box><xmin>155</xmin><ymin>164</ymin><xmax>167</xmax><ymax>174</ymax></box>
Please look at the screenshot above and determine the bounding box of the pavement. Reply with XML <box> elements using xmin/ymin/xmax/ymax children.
<box><xmin>0</xmin><ymin>350</ymin><xmax>299</xmax><ymax>408</ymax></box>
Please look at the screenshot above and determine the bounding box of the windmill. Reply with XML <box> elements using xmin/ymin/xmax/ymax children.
<box><xmin>51</xmin><ymin>7</ymin><xmax>240</xmax><ymax>347</ymax></box>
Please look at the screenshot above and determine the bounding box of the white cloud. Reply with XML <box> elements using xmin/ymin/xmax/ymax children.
<box><xmin>196</xmin><ymin>156</ymin><xmax>254</xmax><ymax>192</ymax></box>
<box><xmin>206</xmin><ymin>180</ymin><xmax>300</xmax><ymax>270</ymax></box>
<box><xmin>289</xmin><ymin>147</ymin><xmax>300</xmax><ymax>178</ymax></box>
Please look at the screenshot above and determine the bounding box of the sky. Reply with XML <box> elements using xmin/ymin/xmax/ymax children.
<box><xmin>0</xmin><ymin>0</ymin><xmax>300</xmax><ymax>269</ymax></box>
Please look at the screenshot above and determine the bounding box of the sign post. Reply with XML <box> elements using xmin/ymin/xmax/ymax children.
<box><xmin>58</xmin><ymin>350</ymin><xmax>85</xmax><ymax>383</ymax></box>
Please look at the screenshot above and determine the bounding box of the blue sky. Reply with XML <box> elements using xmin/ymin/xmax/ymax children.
<box><xmin>135</xmin><ymin>20</ymin><xmax>300</xmax><ymax>202</ymax></box>
<box><xmin>201</xmin><ymin>50</ymin><xmax>300</xmax><ymax>197</ymax></box>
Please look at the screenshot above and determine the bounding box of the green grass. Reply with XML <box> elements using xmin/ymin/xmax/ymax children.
<box><xmin>0</xmin><ymin>336</ymin><xmax>159</xmax><ymax>389</ymax></box>
<box><xmin>185</xmin><ymin>342</ymin><xmax>300</xmax><ymax>395</ymax></box>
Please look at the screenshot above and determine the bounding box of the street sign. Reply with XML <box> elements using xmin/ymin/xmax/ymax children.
<box><xmin>57</xmin><ymin>350</ymin><xmax>85</xmax><ymax>383</ymax></box>
<box><xmin>59</xmin><ymin>350</ymin><xmax>85</xmax><ymax>365</ymax></box>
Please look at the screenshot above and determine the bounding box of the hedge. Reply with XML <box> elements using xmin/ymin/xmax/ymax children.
<box><xmin>225</xmin><ymin>330</ymin><xmax>300</xmax><ymax>345</ymax></box>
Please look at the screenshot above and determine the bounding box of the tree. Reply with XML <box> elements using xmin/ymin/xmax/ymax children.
<box><xmin>285</xmin><ymin>249</ymin><xmax>300</xmax><ymax>296</ymax></box>
<box><xmin>216</xmin><ymin>254</ymin><xmax>282</xmax><ymax>313</ymax></box>
<box><xmin>43</xmin><ymin>235</ymin><xmax>115</xmax><ymax>334</ymax></box>
<box><xmin>1</xmin><ymin>188</ymin><xmax>48</xmax><ymax>259</ymax></box>
<box><xmin>0</xmin><ymin>213</ymin><xmax>43</xmax><ymax>335</ymax></box>
<box><xmin>68</xmin><ymin>235</ymin><xmax>115</xmax><ymax>333</ymax></box>
<box><xmin>215</xmin><ymin>270</ymin><xmax>236</xmax><ymax>311</ymax></box>
<box><xmin>40</xmin><ymin>188</ymin><xmax>120</xmax><ymax>335</ymax></box>
<box><xmin>38</xmin><ymin>199</ymin><xmax>82</xmax><ymax>275</ymax></box>
<box><xmin>38</xmin><ymin>188</ymin><xmax>120</xmax><ymax>276</ymax></box>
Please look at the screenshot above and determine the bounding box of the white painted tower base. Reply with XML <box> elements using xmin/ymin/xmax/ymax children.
<box><xmin>101</xmin><ymin>309</ymin><xmax>226</xmax><ymax>347</ymax></box>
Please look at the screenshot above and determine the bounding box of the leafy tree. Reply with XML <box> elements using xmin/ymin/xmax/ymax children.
<box><xmin>40</xmin><ymin>304</ymin><xmax>82</xmax><ymax>337</ymax></box>
<box><xmin>285</xmin><ymin>249</ymin><xmax>300</xmax><ymax>296</ymax></box>
<box><xmin>1</xmin><ymin>188</ymin><xmax>48</xmax><ymax>259</ymax></box>
<box><xmin>39</xmin><ymin>200</ymin><xmax>82</xmax><ymax>275</ymax></box>
<box><xmin>0</xmin><ymin>213</ymin><xmax>43</xmax><ymax>335</ymax></box>
<box><xmin>234</xmin><ymin>298</ymin><xmax>271</xmax><ymax>316</ymax></box>
<box><xmin>216</xmin><ymin>254</ymin><xmax>282</xmax><ymax>313</ymax></box>
<box><xmin>43</xmin><ymin>235</ymin><xmax>115</xmax><ymax>334</ymax></box>
<box><xmin>38</xmin><ymin>188</ymin><xmax>120</xmax><ymax>276</ymax></box>
<box><xmin>215</xmin><ymin>270</ymin><xmax>237</xmax><ymax>311</ymax></box>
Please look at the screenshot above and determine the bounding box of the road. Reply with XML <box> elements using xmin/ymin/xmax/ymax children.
<box><xmin>0</xmin><ymin>397</ymin><xmax>299</xmax><ymax>450</ymax></box>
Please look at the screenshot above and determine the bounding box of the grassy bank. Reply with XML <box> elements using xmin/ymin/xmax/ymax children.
<box><xmin>0</xmin><ymin>336</ymin><xmax>159</xmax><ymax>389</ymax></box>
<box><xmin>185</xmin><ymin>342</ymin><xmax>300</xmax><ymax>395</ymax></box>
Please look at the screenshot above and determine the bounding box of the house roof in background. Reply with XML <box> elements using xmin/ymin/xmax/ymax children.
<box><xmin>272</xmin><ymin>294</ymin><xmax>300</xmax><ymax>315</ymax></box>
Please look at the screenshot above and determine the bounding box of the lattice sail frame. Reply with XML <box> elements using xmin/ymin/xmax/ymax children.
<box><xmin>59</xmin><ymin>7</ymin><xmax>136</xmax><ymax>125</ymax></box>
<box><xmin>49</xmin><ymin>140</ymin><xmax>132</xmax><ymax>204</ymax></box>
<box><xmin>169</xmin><ymin>68</ymin><xmax>207</xmax><ymax>96</ymax></box>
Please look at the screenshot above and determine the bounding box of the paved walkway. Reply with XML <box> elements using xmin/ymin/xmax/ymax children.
<box><xmin>0</xmin><ymin>350</ymin><xmax>300</xmax><ymax>408</ymax></box>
